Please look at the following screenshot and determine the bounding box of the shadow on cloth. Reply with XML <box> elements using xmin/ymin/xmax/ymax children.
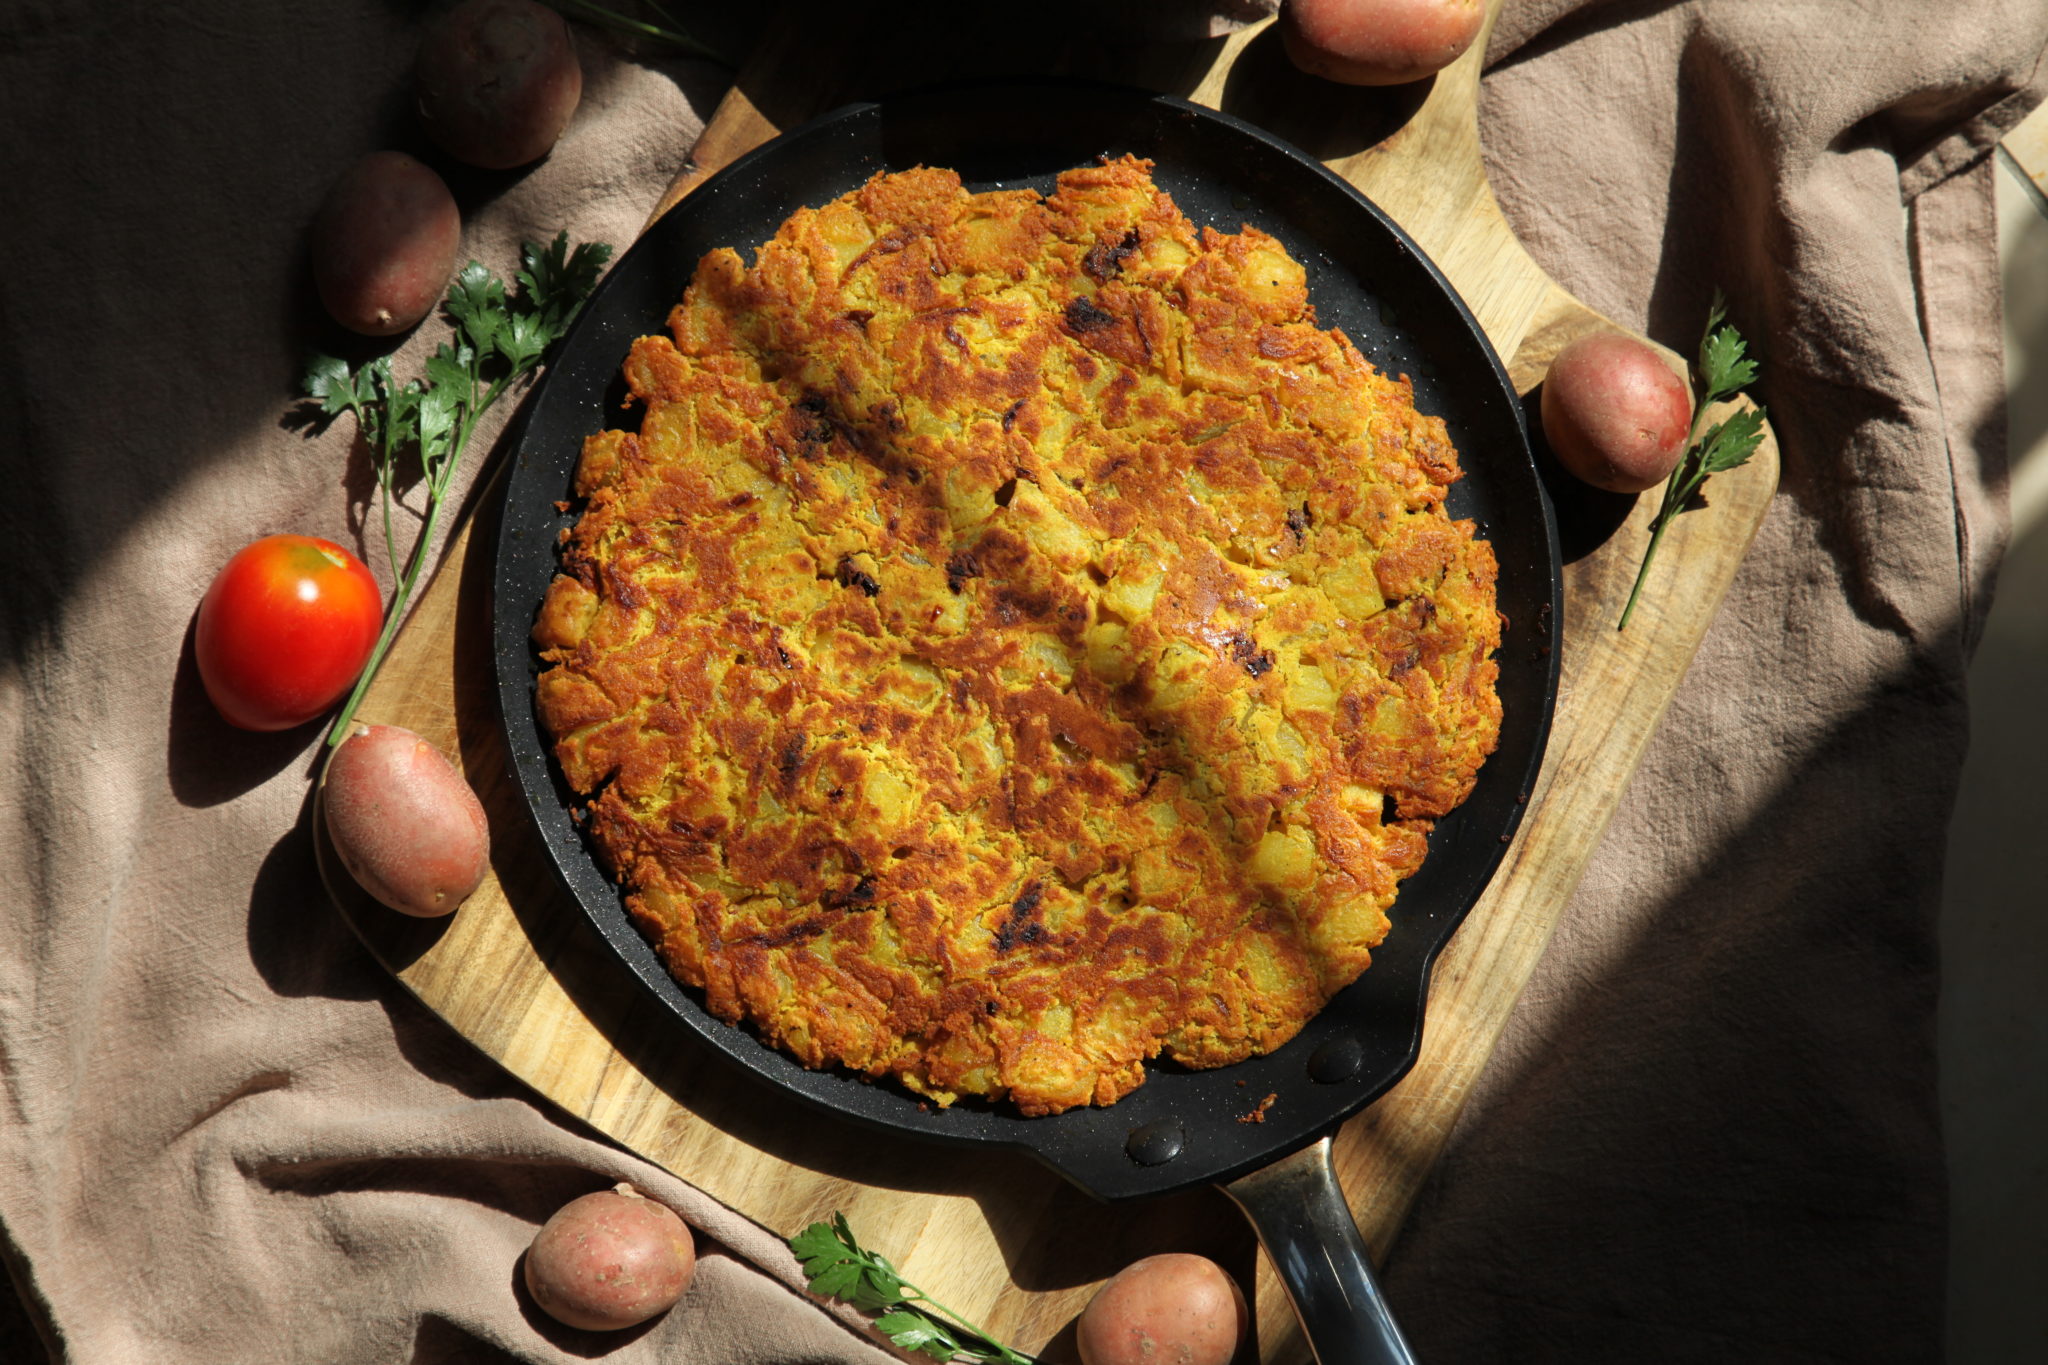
<box><xmin>246</xmin><ymin>787</ymin><xmax>387</xmax><ymax>1004</ymax></box>
<box><xmin>412</xmin><ymin>1312</ymin><xmax>528</xmax><ymax>1365</ymax></box>
<box><xmin>166</xmin><ymin>613</ymin><xmax>330</xmax><ymax>807</ymax></box>
<box><xmin>1376</xmin><ymin>625</ymin><xmax>1959</xmax><ymax>1362</ymax></box>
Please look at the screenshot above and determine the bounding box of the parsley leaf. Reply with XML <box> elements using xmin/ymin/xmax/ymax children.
<box><xmin>446</xmin><ymin>262</ymin><xmax>506</xmax><ymax>354</ymax></box>
<box><xmin>1698</xmin><ymin>326</ymin><xmax>1757</xmax><ymax>404</ymax></box>
<box><xmin>1697</xmin><ymin>406</ymin><xmax>1766</xmax><ymax>476</ymax></box>
<box><xmin>788</xmin><ymin>1215</ymin><xmax>1039</xmax><ymax>1365</ymax></box>
<box><xmin>299</xmin><ymin>232</ymin><xmax>611</xmax><ymax>743</ymax></box>
<box><xmin>878</xmin><ymin>1310</ymin><xmax>963</xmax><ymax>1359</ymax></box>
<box><xmin>519</xmin><ymin>233</ymin><xmax>611</xmax><ymax>338</ymax></box>
<box><xmin>303</xmin><ymin>353</ymin><xmax>390</xmax><ymax>448</ymax></box>
<box><xmin>1617</xmin><ymin>292</ymin><xmax>1768</xmax><ymax>630</ymax></box>
<box><xmin>789</xmin><ymin>1218</ymin><xmax>850</xmax><ymax>1264</ymax></box>
<box><xmin>536</xmin><ymin>0</ymin><xmax>736</xmax><ymax>64</ymax></box>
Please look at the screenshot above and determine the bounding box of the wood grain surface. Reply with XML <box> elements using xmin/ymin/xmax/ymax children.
<box><xmin>320</xmin><ymin>6</ymin><xmax>1781</xmax><ymax>1361</ymax></box>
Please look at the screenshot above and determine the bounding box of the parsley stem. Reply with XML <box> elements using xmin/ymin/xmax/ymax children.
<box><xmin>1615</xmin><ymin>301</ymin><xmax>1764</xmax><ymax>632</ymax></box>
<box><xmin>1618</xmin><ymin>426</ymin><xmax>1697</xmax><ymax>633</ymax></box>
<box><xmin>1617</xmin><ymin>496</ymin><xmax>1673</xmax><ymax>632</ymax></box>
<box><xmin>378</xmin><ymin>463</ymin><xmax>399</xmax><ymax>585</ymax></box>
<box><xmin>542</xmin><ymin>0</ymin><xmax>728</xmax><ymax>61</ymax></box>
<box><xmin>790</xmin><ymin>1216</ymin><xmax>1040</xmax><ymax>1365</ymax></box>
<box><xmin>323</xmin><ymin>494</ymin><xmax>441</xmax><ymax>747</ymax></box>
<box><xmin>897</xmin><ymin>1288</ymin><xmax>1035</xmax><ymax>1365</ymax></box>
<box><xmin>326</xmin><ymin>394</ymin><xmax>488</xmax><ymax>747</ymax></box>
<box><xmin>305</xmin><ymin>235</ymin><xmax>610</xmax><ymax>748</ymax></box>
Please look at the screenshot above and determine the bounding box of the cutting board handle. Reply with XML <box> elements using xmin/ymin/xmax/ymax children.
<box><xmin>1224</xmin><ymin>1137</ymin><xmax>1421</xmax><ymax>1365</ymax></box>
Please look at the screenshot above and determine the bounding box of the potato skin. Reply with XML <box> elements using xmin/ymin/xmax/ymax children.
<box><xmin>310</xmin><ymin>151</ymin><xmax>461</xmax><ymax>337</ymax></box>
<box><xmin>1077</xmin><ymin>1254</ymin><xmax>1248</xmax><ymax>1365</ymax></box>
<box><xmin>417</xmin><ymin>0</ymin><xmax>582</xmax><ymax>169</ymax></box>
<box><xmin>1280</xmin><ymin>0</ymin><xmax>1485</xmax><ymax>86</ymax></box>
<box><xmin>322</xmin><ymin>724</ymin><xmax>489</xmax><ymax>917</ymax></box>
<box><xmin>1540</xmin><ymin>332</ymin><xmax>1695</xmax><ymax>494</ymax></box>
<box><xmin>523</xmin><ymin>1185</ymin><xmax>697</xmax><ymax>1332</ymax></box>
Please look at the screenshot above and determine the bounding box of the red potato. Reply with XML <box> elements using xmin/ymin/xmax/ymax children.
<box><xmin>1280</xmin><ymin>0</ymin><xmax>1486</xmax><ymax>86</ymax></box>
<box><xmin>1541</xmin><ymin>331</ymin><xmax>1695</xmax><ymax>493</ymax></box>
<box><xmin>310</xmin><ymin>151</ymin><xmax>461</xmax><ymax>336</ymax></box>
<box><xmin>524</xmin><ymin>1184</ymin><xmax>697</xmax><ymax>1332</ymax></box>
<box><xmin>1077</xmin><ymin>1254</ymin><xmax>1248</xmax><ymax>1365</ymax></box>
<box><xmin>417</xmin><ymin>0</ymin><xmax>582</xmax><ymax>170</ymax></box>
<box><xmin>322</xmin><ymin>724</ymin><xmax>489</xmax><ymax>917</ymax></box>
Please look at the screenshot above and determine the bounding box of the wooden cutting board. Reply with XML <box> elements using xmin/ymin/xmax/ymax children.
<box><xmin>319</xmin><ymin>6</ymin><xmax>1779</xmax><ymax>1360</ymax></box>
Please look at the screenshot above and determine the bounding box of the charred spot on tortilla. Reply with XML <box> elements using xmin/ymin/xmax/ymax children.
<box><xmin>532</xmin><ymin>156</ymin><xmax>1502</xmax><ymax>1117</ymax></box>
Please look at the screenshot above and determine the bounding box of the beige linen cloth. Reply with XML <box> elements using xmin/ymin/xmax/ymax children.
<box><xmin>2</xmin><ymin>2</ymin><xmax>2042</xmax><ymax>1361</ymax></box>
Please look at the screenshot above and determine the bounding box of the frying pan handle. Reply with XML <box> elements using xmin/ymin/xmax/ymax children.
<box><xmin>1221</xmin><ymin>1135</ymin><xmax>1420</xmax><ymax>1365</ymax></box>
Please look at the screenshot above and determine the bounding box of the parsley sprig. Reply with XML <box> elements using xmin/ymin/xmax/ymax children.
<box><xmin>790</xmin><ymin>1214</ymin><xmax>1039</xmax><ymax>1365</ymax></box>
<box><xmin>541</xmin><ymin>1</ymin><xmax>734</xmax><ymax>63</ymax></box>
<box><xmin>303</xmin><ymin>232</ymin><xmax>611</xmax><ymax>745</ymax></box>
<box><xmin>1617</xmin><ymin>293</ymin><xmax>1768</xmax><ymax>631</ymax></box>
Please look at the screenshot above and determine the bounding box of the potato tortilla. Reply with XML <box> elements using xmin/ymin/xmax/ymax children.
<box><xmin>532</xmin><ymin>157</ymin><xmax>1501</xmax><ymax>1115</ymax></box>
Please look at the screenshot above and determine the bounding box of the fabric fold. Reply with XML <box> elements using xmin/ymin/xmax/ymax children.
<box><xmin>2</xmin><ymin>3</ymin><xmax>2040</xmax><ymax>1361</ymax></box>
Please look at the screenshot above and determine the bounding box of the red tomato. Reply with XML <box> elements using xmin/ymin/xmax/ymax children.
<box><xmin>195</xmin><ymin>534</ymin><xmax>384</xmax><ymax>731</ymax></box>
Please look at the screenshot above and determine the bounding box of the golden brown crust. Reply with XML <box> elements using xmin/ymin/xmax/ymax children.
<box><xmin>533</xmin><ymin>158</ymin><xmax>1501</xmax><ymax>1115</ymax></box>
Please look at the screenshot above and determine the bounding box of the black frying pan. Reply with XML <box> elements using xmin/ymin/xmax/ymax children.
<box><xmin>492</xmin><ymin>81</ymin><xmax>1562</xmax><ymax>1364</ymax></box>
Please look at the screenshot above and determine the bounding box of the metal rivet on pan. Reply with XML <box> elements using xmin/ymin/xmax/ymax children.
<box><xmin>1308</xmin><ymin>1034</ymin><xmax>1365</xmax><ymax>1084</ymax></box>
<box><xmin>1125</xmin><ymin>1119</ymin><xmax>1185</xmax><ymax>1166</ymax></box>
